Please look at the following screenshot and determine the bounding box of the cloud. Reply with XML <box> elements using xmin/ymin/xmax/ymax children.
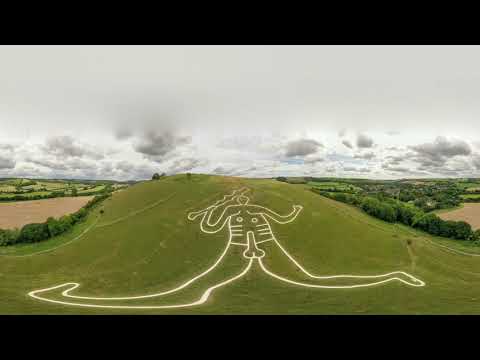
<box><xmin>66</xmin><ymin>158</ymin><xmax>98</xmax><ymax>171</ymax></box>
<box><xmin>0</xmin><ymin>144</ymin><xmax>15</xmax><ymax>170</ymax></box>
<box><xmin>43</xmin><ymin>136</ymin><xmax>104</xmax><ymax>160</ymax></box>
<box><xmin>356</xmin><ymin>133</ymin><xmax>374</xmax><ymax>148</ymax></box>
<box><xmin>411</xmin><ymin>136</ymin><xmax>471</xmax><ymax>159</ymax></box>
<box><xmin>343</xmin><ymin>166</ymin><xmax>370</xmax><ymax>173</ymax></box>
<box><xmin>25</xmin><ymin>156</ymin><xmax>110</xmax><ymax>175</ymax></box>
<box><xmin>4</xmin><ymin>47</ymin><xmax>480</xmax><ymax>180</ymax></box>
<box><xmin>114</xmin><ymin>127</ymin><xmax>134</xmax><ymax>140</ymax></box>
<box><xmin>342</xmin><ymin>140</ymin><xmax>353</xmax><ymax>149</ymax></box>
<box><xmin>168</xmin><ymin>158</ymin><xmax>208</xmax><ymax>174</ymax></box>
<box><xmin>0</xmin><ymin>156</ymin><xmax>15</xmax><ymax>170</ymax></box>
<box><xmin>133</xmin><ymin>131</ymin><xmax>191</xmax><ymax>161</ymax></box>
<box><xmin>0</xmin><ymin>144</ymin><xmax>14</xmax><ymax>152</ymax></box>
<box><xmin>416</xmin><ymin>157</ymin><xmax>472</xmax><ymax>177</ymax></box>
<box><xmin>409</xmin><ymin>136</ymin><xmax>472</xmax><ymax>167</ymax></box>
<box><xmin>385</xmin><ymin>155</ymin><xmax>407</xmax><ymax>164</ymax></box>
<box><xmin>115</xmin><ymin>161</ymin><xmax>133</xmax><ymax>173</ymax></box>
<box><xmin>381</xmin><ymin>164</ymin><xmax>409</xmax><ymax>173</ymax></box>
<box><xmin>472</xmin><ymin>154</ymin><xmax>480</xmax><ymax>170</ymax></box>
<box><xmin>26</xmin><ymin>158</ymin><xmax>69</xmax><ymax>171</ymax></box>
<box><xmin>354</xmin><ymin>152</ymin><xmax>376</xmax><ymax>160</ymax></box>
<box><xmin>381</xmin><ymin>163</ymin><xmax>430</xmax><ymax>177</ymax></box>
<box><xmin>285</xmin><ymin>139</ymin><xmax>322</xmax><ymax>157</ymax></box>
<box><xmin>111</xmin><ymin>160</ymin><xmax>159</xmax><ymax>180</ymax></box>
<box><xmin>447</xmin><ymin>159</ymin><xmax>472</xmax><ymax>172</ymax></box>
<box><xmin>216</xmin><ymin>135</ymin><xmax>282</xmax><ymax>156</ymax></box>
<box><xmin>304</xmin><ymin>156</ymin><xmax>324</xmax><ymax>164</ymax></box>
<box><xmin>212</xmin><ymin>166</ymin><xmax>237</xmax><ymax>175</ymax></box>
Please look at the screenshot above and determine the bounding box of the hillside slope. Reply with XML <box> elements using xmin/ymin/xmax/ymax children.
<box><xmin>1</xmin><ymin>174</ymin><xmax>480</xmax><ymax>314</ymax></box>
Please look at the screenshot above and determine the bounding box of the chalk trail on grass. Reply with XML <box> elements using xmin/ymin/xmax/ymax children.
<box><xmin>2</xmin><ymin>194</ymin><xmax>175</xmax><ymax>258</ymax></box>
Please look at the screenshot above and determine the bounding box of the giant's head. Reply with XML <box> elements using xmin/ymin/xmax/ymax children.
<box><xmin>236</xmin><ymin>195</ymin><xmax>250</xmax><ymax>205</ymax></box>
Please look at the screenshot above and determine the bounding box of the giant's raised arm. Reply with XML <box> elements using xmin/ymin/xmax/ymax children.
<box><xmin>247</xmin><ymin>204</ymin><xmax>303</xmax><ymax>224</ymax></box>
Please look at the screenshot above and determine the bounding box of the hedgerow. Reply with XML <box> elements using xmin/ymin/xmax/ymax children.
<box><xmin>312</xmin><ymin>188</ymin><xmax>480</xmax><ymax>242</ymax></box>
<box><xmin>0</xmin><ymin>193</ymin><xmax>110</xmax><ymax>246</ymax></box>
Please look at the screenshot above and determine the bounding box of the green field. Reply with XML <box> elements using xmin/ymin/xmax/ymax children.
<box><xmin>78</xmin><ymin>185</ymin><xmax>106</xmax><ymax>194</ymax></box>
<box><xmin>456</xmin><ymin>181</ymin><xmax>480</xmax><ymax>190</ymax></box>
<box><xmin>308</xmin><ymin>181</ymin><xmax>361</xmax><ymax>192</ymax></box>
<box><xmin>1</xmin><ymin>174</ymin><xmax>480</xmax><ymax>314</ymax></box>
<box><xmin>461</xmin><ymin>194</ymin><xmax>480</xmax><ymax>199</ymax></box>
<box><xmin>0</xmin><ymin>178</ymin><xmax>121</xmax><ymax>200</ymax></box>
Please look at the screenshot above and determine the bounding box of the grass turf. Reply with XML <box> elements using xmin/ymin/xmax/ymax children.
<box><xmin>1</xmin><ymin>174</ymin><xmax>480</xmax><ymax>314</ymax></box>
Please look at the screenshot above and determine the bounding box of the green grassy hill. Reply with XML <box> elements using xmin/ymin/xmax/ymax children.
<box><xmin>1</xmin><ymin>174</ymin><xmax>480</xmax><ymax>314</ymax></box>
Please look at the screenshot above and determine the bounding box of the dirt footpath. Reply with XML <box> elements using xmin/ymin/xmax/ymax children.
<box><xmin>0</xmin><ymin>196</ymin><xmax>94</xmax><ymax>230</ymax></box>
<box><xmin>439</xmin><ymin>203</ymin><xmax>480</xmax><ymax>230</ymax></box>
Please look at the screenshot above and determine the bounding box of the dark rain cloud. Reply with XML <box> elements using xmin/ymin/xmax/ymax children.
<box><xmin>133</xmin><ymin>131</ymin><xmax>192</xmax><ymax>160</ymax></box>
<box><xmin>114</xmin><ymin>127</ymin><xmax>134</xmax><ymax>140</ymax></box>
<box><xmin>342</xmin><ymin>140</ymin><xmax>353</xmax><ymax>149</ymax></box>
<box><xmin>356</xmin><ymin>133</ymin><xmax>374</xmax><ymax>148</ymax></box>
<box><xmin>285</xmin><ymin>139</ymin><xmax>322</xmax><ymax>157</ymax></box>
<box><xmin>43</xmin><ymin>136</ymin><xmax>105</xmax><ymax>160</ymax></box>
<box><xmin>0</xmin><ymin>156</ymin><xmax>15</xmax><ymax>170</ymax></box>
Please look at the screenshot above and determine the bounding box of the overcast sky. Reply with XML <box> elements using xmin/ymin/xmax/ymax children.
<box><xmin>1</xmin><ymin>45</ymin><xmax>480</xmax><ymax>180</ymax></box>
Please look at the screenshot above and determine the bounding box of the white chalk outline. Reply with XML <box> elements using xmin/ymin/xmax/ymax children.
<box><xmin>29</xmin><ymin>259</ymin><xmax>253</xmax><ymax>309</ymax></box>
<box><xmin>28</xmin><ymin>187</ymin><xmax>425</xmax><ymax>310</ymax></box>
<box><xmin>41</xmin><ymin>240</ymin><xmax>234</xmax><ymax>301</ymax></box>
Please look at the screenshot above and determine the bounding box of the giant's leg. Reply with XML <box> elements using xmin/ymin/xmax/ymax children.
<box><xmin>29</xmin><ymin>242</ymin><xmax>253</xmax><ymax>309</ymax></box>
<box><xmin>256</xmin><ymin>238</ymin><xmax>425</xmax><ymax>288</ymax></box>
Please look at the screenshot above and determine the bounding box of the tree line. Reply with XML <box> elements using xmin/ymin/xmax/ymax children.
<box><xmin>357</xmin><ymin>181</ymin><xmax>463</xmax><ymax>212</ymax></box>
<box><xmin>313</xmin><ymin>189</ymin><xmax>480</xmax><ymax>242</ymax></box>
<box><xmin>0</xmin><ymin>193</ymin><xmax>110</xmax><ymax>246</ymax></box>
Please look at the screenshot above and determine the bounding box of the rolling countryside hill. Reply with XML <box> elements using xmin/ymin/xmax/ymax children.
<box><xmin>1</xmin><ymin>174</ymin><xmax>480</xmax><ymax>314</ymax></box>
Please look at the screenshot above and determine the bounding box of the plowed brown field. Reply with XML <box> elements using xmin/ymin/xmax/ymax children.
<box><xmin>438</xmin><ymin>203</ymin><xmax>480</xmax><ymax>230</ymax></box>
<box><xmin>0</xmin><ymin>196</ymin><xmax>93</xmax><ymax>230</ymax></box>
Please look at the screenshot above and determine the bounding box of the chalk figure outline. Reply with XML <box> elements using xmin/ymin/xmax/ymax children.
<box><xmin>28</xmin><ymin>188</ymin><xmax>425</xmax><ymax>309</ymax></box>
